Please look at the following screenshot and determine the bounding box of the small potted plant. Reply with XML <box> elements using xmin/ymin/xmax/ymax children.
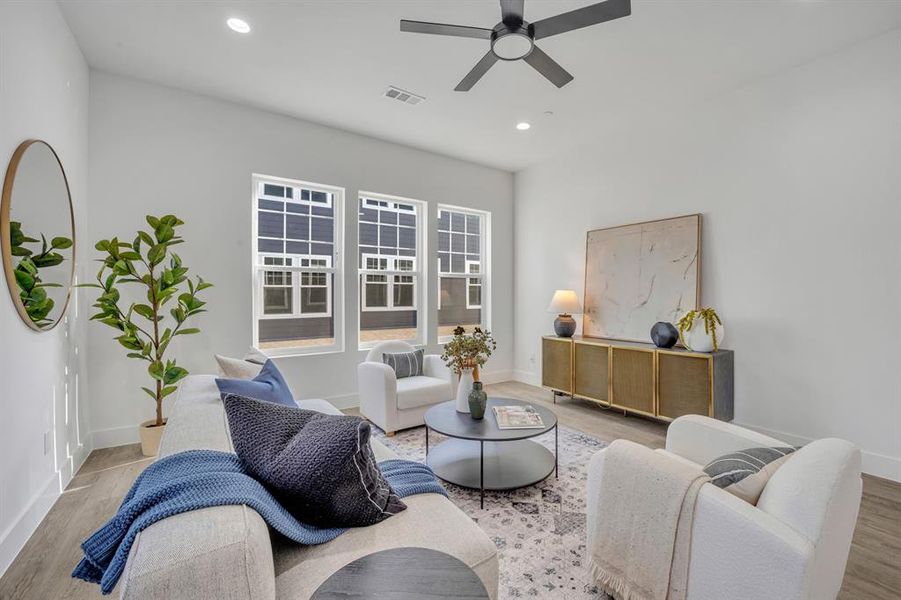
<box><xmin>82</xmin><ymin>215</ymin><xmax>211</xmax><ymax>456</ymax></box>
<box><xmin>441</xmin><ymin>326</ymin><xmax>497</xmax><ymax>418</ymax></box>
<box><xmin>677</xmin><ymin>307</ymin><xmax>724</xmax><ymax>352</ymax></box>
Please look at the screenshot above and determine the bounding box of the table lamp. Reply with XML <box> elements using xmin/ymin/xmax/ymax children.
<box><xmin>547</xmin><ymin>290</ymin><xmax>582</xmax><ymax>337</ymax></box>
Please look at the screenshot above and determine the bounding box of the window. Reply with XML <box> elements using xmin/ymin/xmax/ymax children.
<box><xmin>438</xmin><ymin>206</ymin><xmax>489</xmax><ymax>341</ymax></box>
<box><xmin>253</xmin><ymin>175</ymin><xmax>344</xmax><ymax>355</ymax></box>
<box><xmin>261</xmin><ymin>256</ymin><xmax>293</xmax><ymax>315</ymax></box>
<box><xmin>466</xmin><ymin>262</ymin><xmax>481</xmax><ymax>309</ymax></box>
<box><xmin>358</xmin><ymin>192</ymin><xmax>425</xmax><ymax>347</ymax></box>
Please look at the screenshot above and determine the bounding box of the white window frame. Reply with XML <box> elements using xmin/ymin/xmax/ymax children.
<box><xmin>260</xmin><ymin>255</ymin><xmax>294</xmax><ymax>317</ymax></box>
<box><xmin>466</xmin><ymin>260</ymin><xmax>481</xmax><ymax>310</ymax></box>
<box><xmin>358</xmin><ymin>191</ymin><xmax>427</xmax><ymax>349</ymax></box>
<box><xmin>252</xmin><ymin>174</ymin><xmax>345</xmax><ymax>357</ymax></box>
<box><xmin>258</xmin><ymin>254</ymin><xmax>333</xmax><ymax>319</ymax></box>
<box><xmin>437</xmin><ymin>205</ymin><xmax>491</xmax><ymax>343</ymax></box>
<box><xmin>360</xmin><ymin>253</ymin><xmax>418</xmax><ymax>312</ymax></box>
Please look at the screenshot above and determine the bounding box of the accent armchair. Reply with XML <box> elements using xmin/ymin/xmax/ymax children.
<box><xmin>357</xmin><ymin>341</ymin><xmax>454</xmax><ymax>436</ymax></box>
<box><xmin>587</xmin><ymin>415</ymin><xmax>862</xmax><ymax>600</ymax></box>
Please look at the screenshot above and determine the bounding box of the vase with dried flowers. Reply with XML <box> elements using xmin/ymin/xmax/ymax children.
<box><xmin>677</xmin><ymin>307</ymin><xmax>724</xmax><ymax>352</ymax></box>
<box><xmin>441</xmin><ymin>326</ymin><xmax>497</xmax><ymax>414</ymax></box>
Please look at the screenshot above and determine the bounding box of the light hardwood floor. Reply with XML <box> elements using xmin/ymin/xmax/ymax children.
<box><xmin>1</xmin><ymin>381</ymin><xmax>898</xmax><ymax>599</ymax></box>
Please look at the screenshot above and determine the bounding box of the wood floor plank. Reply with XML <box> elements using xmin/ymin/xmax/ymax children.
<box><xmin>1</xmin><ymin>383</ymin><xmax>898</xmax><ymax>600</ymax></box>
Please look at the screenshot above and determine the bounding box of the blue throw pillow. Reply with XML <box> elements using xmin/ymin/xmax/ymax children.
<box><xmin>222</xmin><ymin>393</ymin><xmax>406</xmax><ymax>527</ymax></box>
<box><xmin>216</xmin><ymin>360</ymin><xmax>294</xmax><ymax>407</ymax></box>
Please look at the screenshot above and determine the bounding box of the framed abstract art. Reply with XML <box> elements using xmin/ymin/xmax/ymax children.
<box><xmin>583</xmin><ymin>214</ymin><xmax>701</xmax><ymax>342</ymax></box>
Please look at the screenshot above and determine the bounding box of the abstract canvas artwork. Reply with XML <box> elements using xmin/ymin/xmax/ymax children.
<box><xmin>583</xmin><ymin>214</ymin><xmax>701</xmax><ymax>342</ymax></box>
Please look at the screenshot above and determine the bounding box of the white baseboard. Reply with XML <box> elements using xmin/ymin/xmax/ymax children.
<box><xmin>481</xmin><ymin>369</ymin><xmax>514</xmax><ymax>385</ymax></box>
<box><xmin>92</xmin><ymin>425</ymin><xmax>139</xmax><ymax>449</ymax></box>
<box><xmin>0</xmin><ymin>475</ymin><xmax>58</xmax><ymax>577</ymax></box>
<box><xmin>734</xmin><ymin>422</ymin><xmax>901</xmax><ymax>482</ymax></box>
<box><xmin>512</xmin><ymin>369</ymin><xmax>540</xmax><ymax>387</ymax></box>
<box><xmin>0</xmin><ymin>441</ymin><xmax>92</xmax><ymax>577</ymax></box>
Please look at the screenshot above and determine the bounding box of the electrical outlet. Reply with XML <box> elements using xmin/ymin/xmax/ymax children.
<box><xmin>43</xmin><ymin>431</ymin><xmax>52</xmax><ymax>455</ymax></box>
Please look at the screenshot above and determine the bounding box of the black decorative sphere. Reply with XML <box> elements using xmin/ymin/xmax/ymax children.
<box><xmin>651</xmin><ymin>322</ymin><xmax>679</xmax><ymax>348</ymax></box>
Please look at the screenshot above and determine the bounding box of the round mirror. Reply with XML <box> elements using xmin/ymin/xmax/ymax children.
<box><xmin>1</xmin><ymin>140</ymin><xmax>75</xmax><ymax>331</ymax></box>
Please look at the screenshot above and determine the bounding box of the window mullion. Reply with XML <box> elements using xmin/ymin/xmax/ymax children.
<box><xmin>294</xmin><ymin>269</ymin><xmax>301</xmax><ymax>316</ymax></box>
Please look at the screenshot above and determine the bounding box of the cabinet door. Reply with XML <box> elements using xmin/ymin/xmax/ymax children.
<box><xmin>657</xmin><ymin>353</ymin><xmax>711</xmax><ymax>419</ymax></box>
<box><xmin>542</xmin><ymin>338</ymin><xmax>572</xmax><ymax>393</ymax></box>
<box><xmin>611</xmin><ymin>347</ymin><xmax>655</xmax><ymax>416</ymax></box>
<box><xmin>574</xmin><ymin>341</ymin><xmax>609</xmax><ymax>403</ymax></box>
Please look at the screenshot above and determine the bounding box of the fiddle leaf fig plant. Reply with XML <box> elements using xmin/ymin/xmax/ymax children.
<box><xmin>82</xmin><ymin>215</ymin><xmax>211</xmax><ymax>428</ymax></box>
<box><xmin>9</xmin><ymin>221</ymin><xmax>72</xmax><ymax>326</ymax></box>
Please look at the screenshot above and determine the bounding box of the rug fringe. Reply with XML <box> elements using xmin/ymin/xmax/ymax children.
<box><xmin>588</xmin><ymin>559</ymin><xmax>650</xmax><ymax>600</ymax></box>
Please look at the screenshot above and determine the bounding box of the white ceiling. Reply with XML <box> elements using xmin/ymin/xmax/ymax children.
<box><xmin>59</xmin><ymin>1</ymin><xmax>901</xmax><ymax>171</ymax></box>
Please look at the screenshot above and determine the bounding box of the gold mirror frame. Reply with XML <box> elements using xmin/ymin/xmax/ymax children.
<box><xmin>1</xmin><ymin>139</ymin><xmax>76</xmax><ymax>332</ymax></box>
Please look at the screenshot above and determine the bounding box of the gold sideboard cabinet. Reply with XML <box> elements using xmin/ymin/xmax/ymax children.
<box><xmin>541</xmin><ymin>335</ymin><xmax>734</xmax><ymax>422</ymax></box>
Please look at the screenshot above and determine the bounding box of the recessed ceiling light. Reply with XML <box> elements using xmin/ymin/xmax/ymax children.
<box><xmin>227</xmin><ymin>18</ymin><xmax>251</xmax><ymax>34</ymax></box>
<box><xmin>516</xmin><ymin>122</ymin><xmax>531</xmax><ymax>131</ymax></box>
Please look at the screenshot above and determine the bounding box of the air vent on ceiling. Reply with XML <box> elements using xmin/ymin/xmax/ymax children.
<box><xmin>384</xmin><ymin>86</ymin><xmax>425</xmax><ymax>106</ymax></box>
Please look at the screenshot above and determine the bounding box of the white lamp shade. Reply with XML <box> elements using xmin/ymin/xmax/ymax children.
<box><xmin>547</xmin><ymin>290</ymin><xmax>582</xmax><ymax>314</ymax></box>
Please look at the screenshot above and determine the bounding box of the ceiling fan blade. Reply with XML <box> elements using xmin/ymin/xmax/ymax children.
<box><xmin>523</xmin><ymin>46</ymin><xmax>574</xmax><ymax>88</ymax></box>
<box><xmin>455</xmin><ymin>51</ymin><xmax>500</xmax><ymax>91</ymax></box>
<box><xmin>400</xmin><ymin>20</ymin><xmax>493</xmax><ymax>40</ymax></box>
<box><xmin>500</xmin><ymin>0</ymin><xmax>525</xmax><ymax>25</ymax></box>
<box><xmin>531</xmin><ymin>0</ymin><xmax>631</xmax><ymax>40</ymax></box>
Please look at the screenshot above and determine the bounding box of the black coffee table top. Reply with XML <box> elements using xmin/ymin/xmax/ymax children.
<box><xmin>424</xmin><ymin>397</ymin><xmax>557</xmax><ymax>442</ymax></box>
<box><xmin>310</xmin><ymin>546</ymin><xmax>490</xmax><ymax>600</ymax></box>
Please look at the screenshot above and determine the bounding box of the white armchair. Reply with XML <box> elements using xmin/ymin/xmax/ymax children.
<box><xmin>357</xmin><ymin>341</ymin><xmax>454</xmax><ymax>436</ymax></box>
<box><xmin>587</xmin><ymin>415</ymin><xmax>862</xmax><ymax>600</ymax></box>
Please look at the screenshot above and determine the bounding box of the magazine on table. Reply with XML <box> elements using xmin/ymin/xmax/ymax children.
<box><xmin>493</xmin><ymin>405</ymin><xmax>545</xmax><ymax>429</ymax></box>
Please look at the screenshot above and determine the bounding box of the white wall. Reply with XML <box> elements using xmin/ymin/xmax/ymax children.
<box><xmin>87</xmin><ymin>72</ymin><xmax>514</xmax><ymax>447</ymax></box>
<box><xmin>0</xmin><ymin>2</ymin><xmax>91</xmax><ymax>575</ymax></box>
<box><xmin>513</xmin><ymin>31</ymin><xmax>901</xmax><ymax>480</ymax></box>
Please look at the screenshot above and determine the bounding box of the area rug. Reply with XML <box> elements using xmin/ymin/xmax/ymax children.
<box><xmin>372</xmin><ymin>424</ymin><xmax>613</xmax><ymax>600</ymax></box>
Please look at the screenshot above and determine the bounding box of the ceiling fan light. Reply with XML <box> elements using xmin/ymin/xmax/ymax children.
<box><xmin>491</xmin><ymin>32</ymin><xmax>534</xmax><ymax>61</ymax></box>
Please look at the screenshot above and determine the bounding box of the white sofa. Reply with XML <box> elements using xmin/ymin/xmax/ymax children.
<box><xmin>119</xmin><ymin>375</ymin><xmax>498</xmax><ymax>599</ymax></box>
<box><xmin>587</xmin><ymin>415</ymin><xmax>862</xmax><ymax>600</ymax></box>
<box><xmin>357</xmin><ymin>341</ymin><xmax>454</xmax><ymax>436</ymax></box>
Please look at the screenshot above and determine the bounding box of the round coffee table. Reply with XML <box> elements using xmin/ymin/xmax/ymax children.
<box><xmin>311</xmin><ymin>547</ymin><xmax>489</xmax><ymax>599</ymax></box>
<box><xmin>424</xmin><ymin>397</ymin><xmax>558</xmax><ymax>509</ymax></box>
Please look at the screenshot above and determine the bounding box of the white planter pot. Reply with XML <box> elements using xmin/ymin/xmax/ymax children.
<box><xmin>139</xmin><ymin>419</ymin><xmax>167</xmax><ymax>457</ymax></box>
<box><xmin>455</xmin><ymin>368</ymin><xmax>474</xmax><ymax>413</ymax></box>
<box><xmin>681</xmin><ymin>319</ymin><xmax>725</xmax><ymax>353</ymax></box>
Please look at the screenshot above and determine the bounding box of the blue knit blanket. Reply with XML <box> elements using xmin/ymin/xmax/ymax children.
<box><xmin>72</xmin><ymin>450</ymin><xmax>446</xmax><ymax>594</ymax></box>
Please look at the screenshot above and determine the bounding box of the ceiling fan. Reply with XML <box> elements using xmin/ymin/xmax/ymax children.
<box><xmin>400</xmin><ymin>0</ymin><xmax>631</xmax><ymax>91</ymax></box>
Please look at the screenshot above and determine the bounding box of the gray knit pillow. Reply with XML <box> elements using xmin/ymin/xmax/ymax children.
<box><xmin>222</xmin><ymin>393</ymin><xmax>406</xmax><ymax>527</ymax></box>
<box><xmin>382</xmin><ymin>349</ymin><xmax>424</xmax><ymax>379</ymax></box>
<box><xmin>703</xmin><ymin>446</ymin><xmax>797</xmax><ymax>504</ymax></box>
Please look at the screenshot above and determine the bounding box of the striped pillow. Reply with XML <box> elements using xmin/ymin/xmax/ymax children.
<box><xmin>703</xmin><ymin>446</ymin><xmax>797</xmax><ymax>505</ymax></box>
<box><xmin>382</xmin><ymin>349</ymin><xmax>424</xmax><ymax>379</ymax></box>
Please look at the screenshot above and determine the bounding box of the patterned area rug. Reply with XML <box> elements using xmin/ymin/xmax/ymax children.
<box><xmin>372</xmin><ymin>424</ymin><xmax>613</xmax><ymax>600</ymax></box>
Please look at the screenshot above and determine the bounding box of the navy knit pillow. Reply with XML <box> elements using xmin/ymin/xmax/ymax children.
<box><xmin>216</xmin><ymin>360</ymin><xmax>294</xmax><ymax>407</ymax></box>
<box><xmin>382</xmin><ymin>349</ymin><xmax>424</xmax><ymax>379</ymax></box>
<box><xmin>222</xmin><ymin>393</ymin><xmax>406</xmax><ymax>527</ymax></box>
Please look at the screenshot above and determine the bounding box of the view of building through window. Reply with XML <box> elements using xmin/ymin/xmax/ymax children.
<box><xmin>358</xmin><ymin>194</ymin><xmax>423</xmax><ymax>345</ymax></box>
<box><xmin>253</xmin><ymin>177</ymin><xmax>341</xmax><ymax>352</ymax></box>
<box><xmin>438</xmin><ymin>206</ymin><xmax>487</xmax><ymax>340</ymax></box>
<box><xmin>253</xmin><ymin>178</ymin><xmax>489</xmax><ymax>353</ymax></box>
